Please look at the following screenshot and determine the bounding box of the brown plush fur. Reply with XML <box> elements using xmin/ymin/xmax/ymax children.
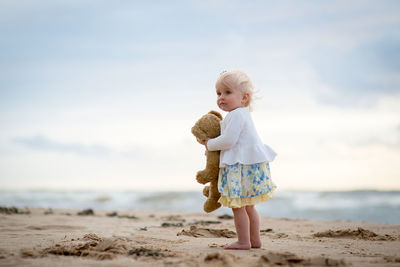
<box><xmin>191</xmin><ymin>110</ymin><xmax>223</xmax><ymax>213</ymax></box>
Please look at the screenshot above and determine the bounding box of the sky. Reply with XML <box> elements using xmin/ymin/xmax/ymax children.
<box><xmin>0</xmin><ymin>0</ymin><xmax>399</xmax><ymax>191</ymax></box>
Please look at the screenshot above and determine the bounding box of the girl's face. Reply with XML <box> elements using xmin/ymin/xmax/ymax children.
<box><xmin>216</xmin><ymin>86</ymin><xmax>249</xmax><ymax>112</ymax></box>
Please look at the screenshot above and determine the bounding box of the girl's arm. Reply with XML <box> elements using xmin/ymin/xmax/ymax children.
<box><xmin>207</xmin><ymin>111</ymin><xmax>244</xmax><ymax>151</ymax></box>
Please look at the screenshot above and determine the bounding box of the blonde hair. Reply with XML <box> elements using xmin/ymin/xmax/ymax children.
<box><xmin>215</xmin><ymin>70</ymin><xmax>255</xmax><ymax>110</ymax></box>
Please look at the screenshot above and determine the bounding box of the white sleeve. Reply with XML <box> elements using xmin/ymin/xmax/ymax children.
<box><xmin>207</xmin><ymin>111</ymin><xmax>244</xmax><ymax>151</ymax></box>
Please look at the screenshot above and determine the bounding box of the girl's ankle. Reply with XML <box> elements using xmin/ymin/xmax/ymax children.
<box><xmin>250</xmin><ymin>239</ymin><xmax>262</xmax><ymax>248</ymax></box>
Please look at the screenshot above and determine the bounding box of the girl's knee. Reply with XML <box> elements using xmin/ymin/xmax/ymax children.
<box><xmin>245</xmin><ymin>205</ymin><xmax>255</xmax><ymax>212</ymax></box>
<box><xmin>232</xmin><ymin>207</ymin><xmax>245</xmax><ymax>213</ymax></box>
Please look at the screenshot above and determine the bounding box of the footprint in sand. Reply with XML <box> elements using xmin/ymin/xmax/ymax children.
<box><xmin>177</xmin><ymin>226</ymin><xmax>236</xmax><ymax>238</ymax></box>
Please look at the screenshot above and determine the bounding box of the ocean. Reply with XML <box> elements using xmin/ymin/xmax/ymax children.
<box><xmin>0</xmin><ymin>190</ymin><xmax>399</xmax><ymax>225</ymax></box>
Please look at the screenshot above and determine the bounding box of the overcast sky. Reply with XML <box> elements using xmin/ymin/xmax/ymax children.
<box><xmin>1</xmin><ymin>0</ymin><xmax>399</xmax><ymax>191</ymax></box>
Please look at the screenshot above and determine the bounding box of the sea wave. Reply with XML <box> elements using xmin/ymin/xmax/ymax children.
<box><xmin>0</xmin><ymin>190</ymin><xmax>399</xmax><ymax>224</ymax></box>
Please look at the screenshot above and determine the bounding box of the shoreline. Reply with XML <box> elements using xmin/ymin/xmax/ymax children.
<box><xmin>0</xmin><ymin>208</ymin><xmax>399</xmax><ymax>266</ymax></box>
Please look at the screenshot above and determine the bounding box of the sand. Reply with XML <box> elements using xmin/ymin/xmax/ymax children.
<box><xmin>0</xmin><ymin>207</ymin><xmax>400</xmax><ymax>266</ymax></box>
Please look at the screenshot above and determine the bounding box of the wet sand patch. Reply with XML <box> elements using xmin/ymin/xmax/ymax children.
<box><xmin>204</xmin><ymin>252</ymin><xmax>237</xmax><ymax>266</ymax></box>
<box><xmin>259</xmin><ymin>251</ymin><xmax>347</xmax><ymax>266</ymax></box>
<box><xmin>313</xmin><ymin>227</ymin><xmax>398</xmax><ymax>241</ymax></box>
<box><xmin>20</xmin><ymin>233</ymin><xmax>167</xmax><ymax>260</ymax></box>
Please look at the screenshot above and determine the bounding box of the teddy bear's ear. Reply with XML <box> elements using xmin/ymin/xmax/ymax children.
<box><xmin>208</xmin><ymin>110</ymin><xmax>223</xmax><ymax>120</ymax></box>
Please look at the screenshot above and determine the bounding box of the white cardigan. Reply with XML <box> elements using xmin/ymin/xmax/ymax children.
<box><xmin>207</xmin><ymin>107</ymin><xmax>277</xmax><ymax>168</ymax></box>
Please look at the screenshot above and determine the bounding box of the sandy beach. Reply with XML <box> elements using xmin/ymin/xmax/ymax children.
<box><xmin>0</xmin><ymin>207</ymin><xmax>399</xmax><ymax>266</ymax></box>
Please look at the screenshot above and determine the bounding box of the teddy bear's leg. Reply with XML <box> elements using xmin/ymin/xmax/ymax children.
<box><xmin>208</xmin><ymin>179</ymin><xmax>221</xmax><ymax>201</ymax></box>
<box><xmin>196</xmin><ymin>170</ymin><xmax>210</xmax><ymax>185</ymax></box>
<box><xmin>196</xmin><ymin>151</ymin><xmax>220</xmax><ymax>185</ymax></box>
<box><xmin>203</xmin><ymin>179</ymin><xmax>221</xmax><ymax>213</ymax></box>
<box><xmin>203</xmin><ymin>186</ymin><xmax>210</xmax><ymax>197</ymax></box>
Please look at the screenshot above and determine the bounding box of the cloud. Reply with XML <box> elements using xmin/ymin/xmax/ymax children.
<box><xmin>1</xmin><ymin>0</ymin><xmax>400</xmax><ymax>192</ymax></box>
<box><xmin>2</xmin><ymin>1</ymin><xmax>399</xmax><ymax>109</ymax></box>
<box><xmin>310</xmin><ymin>35</ymin><xmax>400</xmax><ymax>107</ymax></box>
<box><xmin>349</xmin><ymin>122</ymin><xmax>400</xmax><ymax>150</ymax></box>
<box><xmin>12</xmin><ymin>135</ymin><xmax>112</xmax><ymax>156</ymax></box>
<box><xmin>353</xmin><ymin>137</ymin><xmax>400</xmax><ymax>150</ymax></box>
<box><xmin>10</xmin><ymin>134</ymin><xmax>175</xmax><ymax>162</ymax></box>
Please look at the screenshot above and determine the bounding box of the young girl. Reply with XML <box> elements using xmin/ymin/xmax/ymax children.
<box><xmin>205</xmin><ymin>70</ymin><xmax>277</xmax><ymax>250</ymax></box>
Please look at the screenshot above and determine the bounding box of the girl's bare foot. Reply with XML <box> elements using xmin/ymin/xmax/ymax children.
<box><xmin>224</xmin><ymin>241</ymin><xmax>251</xmax><ymax>250</ymax></box>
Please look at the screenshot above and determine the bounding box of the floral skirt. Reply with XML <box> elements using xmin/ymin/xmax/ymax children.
<box><xmin>218</xmin><ymin>162</ymin><xmax>276</xmax><ymax>208</ymax></box>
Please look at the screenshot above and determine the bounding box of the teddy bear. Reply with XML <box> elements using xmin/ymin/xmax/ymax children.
<box><xmin>191</xmin><ymin>110</ymin><xmax>223</xmax><ymax>213</ymax></box>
